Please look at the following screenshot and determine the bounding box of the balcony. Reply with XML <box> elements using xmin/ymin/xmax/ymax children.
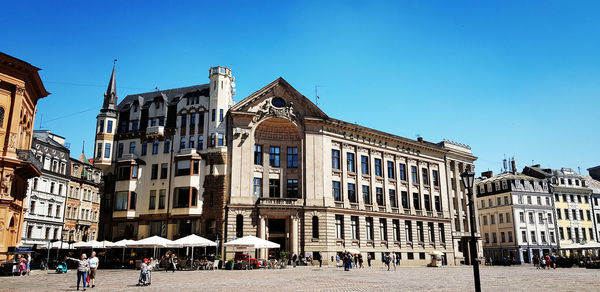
<box><xmin>257</xmin><ymin>197</ymin><xmax>301</xmax><ymax>207</ymax></box>
<box><xmin>146</xmin><ymin>126</ymin><xmax>164</xmax><ymax>137</ymax></box>
<box><xmin>118</xmin><ymin>153</ymin><xmax>137</xmax><ymax>162</ymax></box>
<box><xmin>16</xmin><ymin>149</ymin><xmax>42</xmax><ymax>178</ymax></box>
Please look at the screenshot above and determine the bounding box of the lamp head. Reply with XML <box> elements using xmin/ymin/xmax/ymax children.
<box><xmin>460</xmin><ymin>170</ymin><xmax>476</xmax><ymax>189</ymax></box>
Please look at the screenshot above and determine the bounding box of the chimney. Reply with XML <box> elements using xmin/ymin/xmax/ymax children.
<box><xmin>511</xmin><ymin>157</ymin><xmax>517</xmax><ymax>174</ymax></box>
<box><xmin>481</xmin><ymin>171</ymin><xmax>494</xmax><ymax>179</ymax></box>
<box><xmin>417</xmin><ymin>137</ymin><xmax>423</xmax><ymax>142</ymax></box>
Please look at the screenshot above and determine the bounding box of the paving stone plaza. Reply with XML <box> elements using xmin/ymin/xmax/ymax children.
<box><xmin>0</xmin><ymin>265</ymin><xmax>597</xmax><ymax>291</ymax></box>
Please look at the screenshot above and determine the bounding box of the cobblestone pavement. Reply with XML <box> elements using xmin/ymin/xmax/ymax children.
<box><xmin>0</xmin><ymin>265</ymin><xmax>597</xmax><ymax>291</ymax></box>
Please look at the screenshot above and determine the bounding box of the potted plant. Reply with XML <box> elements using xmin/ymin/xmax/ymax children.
<box><xmin>225</xmin><ymin>259</ymin><xmax>234</xmax><ymax>270</ymax></box>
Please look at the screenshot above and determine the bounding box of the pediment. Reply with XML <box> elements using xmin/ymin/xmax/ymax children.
<box><xmin>230</xmin><ymin>78</ymin><xmax>328</xmax><ymax>123</ymax></box>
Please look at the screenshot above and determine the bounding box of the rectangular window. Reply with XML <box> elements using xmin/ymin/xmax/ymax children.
<box><xmin>287</xmin><ymin>147</ymin><xmax>298</xmax><ymax>168</ymax></box>
<box><xmin>269</xmin><ymin>146</ymin><xmax>280</xmax><ymax>167</ymax></box>
<box><xmin>114</xmin><ymin>191</ymin><xmax>128</xmax><ymax>211</ymax></box>
<box><xmin>387</xmin><ymin>161</ymin><xmax>395</xmax><ymax>179</ymax></box>
<box><xmin>96</xmin><ymin>142</ymin><xmax>102</xmax><ymax>158</ymax></box>
<box><xmin>107</xmin><ymin>120</ymin><xmax>113</xmax><ymax>133</ymax></box>
<box><xmin>405</xmin><ymin>220</ymin><xmax>413</xmax><ymax>242</ymax></box>
<box><xmin>332</xmin><ymin>181</ymin><xmax>341</xmax><ymax>201</ymax></box>
<box><xmin>401</xmin><ymin>191</ymin><xmax>409</xmax><ymax>209</ymax></box>
<box><xmin>422</xmin><ymin>168</ymin><xmax>429</xmax><ymax>185</ymax></box>
<box><xmin>428</xmin><ymin>222</ymin><xmax>435</xmax><ymax>242</ymax></box>
<box><xmin>160</xmin><ymin>163</ymin><xmax>168</xmax><ymax>179</ymax></box>
<box><xmin>366</xmin><ymin>217</ymin><xmax>374</xmax><ymax>240</ymax></box>
<box><xmin>389</xmin><ymin>189</ymin><xmax>397</xmax><ymax>208</ymax></box>
<box><xmin>269</xmin><ymin>179</ymin><xmax>280</xmax><ymax>198</ymax></box>
<box><xmin>158</xmin><ymin>189</ymin><xmax>166</xmax><ymax>209</ymax></box>
<box><xmin>438</xmin><ymin>223</ymin><xmax>445</xmax><ymax>243</ymax></box>
<box><xmin>151</xmin><ymin>164</ymin><xmax>158</xmax><ymax>179</ymax></box>
<box><xmin>374</xmin><ymin>158</ymin><xmax>382</xmax><ymax>176</ymax></box>
<box><xmin>379</xmin><ymin>218</ymin><xmax>388</xmax><ymax>241</ymax></box>
<box><xmin>149</xmin><ymin>190</ymin><xmax>156</xmax><ymax>209</ymax></box>
<box><xmin>180</xmin><ymin>137</ymin><xmax>186</xmax><ymax>150</ymax></box>
<box><xmin>211</xmin><ymin>109</ymin><xmax>216</xmax><ymax>122</ymax></box>
<box><xmin>164</xmin><ymin>139</ymin><xmax>171</xmax><ymax>153</ymax></box>
<box><xmin>413</xmin><ymin>193</ymin><xmax>420</xmax><ymax>210</ymax></box>
<box><xmin>104</xmin><ymin>143</ymin><xmax>111</xmax><ymax>158</ymax></box>
<box><xmin>492</xmin><ymin>233</ymin><xmax>497</xmax><ymax>243</ymax></box>
<box><xmin>348</xmin><ymin>183</ymin><xmax>356</xmax><ymax>203</ymax></box>
<box><xmin>499</xmin><ymin>213</ymin><xmax>504</xmax><ymax>223</ymax></box>
<box><xmin>424</xmin><ymin>194</ymin><xmax>431</xmax><ymax>211</ymax></box>
<box><xmin>218</xmin><ymin>133</ymin><xmax>224</xmax><ymax>146</ymax></box>
<box><xmin>361</xmin><ymin>156</ymin><xmax>369</xmax><ymax>175</ymax></box>
<box><xmin>399</xmin><ymin>163</ymin><xmax>407</xmax><ymax>181</ymax></box>
<box><xmin>376</xmin><ymin>187</ymin><xmax>384</xmax><ymax>206</ymax></box>
<box><xmin>141</xmin><ymin>142</ymin><xmax>147</xmax><ymax>156</ymax></box>
<box><xmin>153</xmin><ymin>141</ymin><xmax>159</xmax><ymax>154</ymax></box>
<box><xmin>286</xmin><ymin>179</ymin><xmax>299</xmax><ymax>198</ymax></box>
<box><xmin>501</xmin><ymin>232</ymin><xmax>506</xmax><ymax>243</ymax></box>
<box><xmin>173</xmin><ymin>187</ymin><xmax>191</xmax><ymax>208</ymax></box>
<box><xmin>432</xmin><ymin>170</ymin><xmax>439</xmax><ymax>186</ymax></box>
<box><xmin>416</xmin><ymin>221</ymin><xmax>424</xmax><ymax>242</ymax></box>
<box><xmin>351</xmin><ymin>216</ymin><xmax>359</xmax><ymax>240</ymax></box>
<box><xmin>491</xmin><ymin>214</ymin><xmax>495</xmax><ymax>224</ymax></box>
<box><xmin>189</xmin><ymin>136</ymin><xmax>195</xmax><ymax>148</ymax></box>
<box><xmin>219</xmin><ymin>109</ymin><xmax>224</xmax><ymax>122</ymax></box>
<box><xmin>522</xmin><ymin>231</ymin><xmax>527</xmax><ymax>243</ymax></box>
<box><xmin>181</xmin><ymin>114</ymin><xmax>187</xmax><ymax>128</ymax></box>
<box><xmin>362</xmin><ymin>185</ymin><xmax>371</xmax><ymax>204</ymax></box>
<box><xmin>253</xmin><ymin>178</ymin><xmax>262</xmax><ymax>197</ymax></box>
<box><xmin>116</xmin><ymin>166</ymin><xmax>131</xmax><ymax>180</ymax></box>
<box><xmin>347</xmin><ymin>153</ymin><xmax>355</xmax><ymax>172</ymax></box>
<box><xmin>190</xmin><ymin>113</ymin><xmax>196</xmax><ymax>125</ymax></box>
<box><xmin>393</xmin><ymin>219</ymin><xmax>400</xmax><ymax>242</ymax></box>
<box><xmin>531</xmin><ymin>231</ymin><xmax>537</xmax><ymax>243</ymax></box>
<box><xmin>198</xmin><ymin>136</ymin><xmax>203</xmax><ymax>150</ymax></box>
<box><xmin>335</xmin><ymin>215</ymin><xmax>344</xmax><ymax>239</ymax></box>
<box><xmin>331</xmin><ymin>149</ymin><xmax>340</xmax><ymax>169</ymax></box>
<box><xmin>254</xmin><ymin>145</ymin><xmax>263</xmax><ymax>165</ymax></box>
<box><xmin>129</xmin><ymin>142</ymin><xmax>136</xmax><ymax>154</ymax></box>
<box><xmin>411</xmin><ymin>166</ymin><xmax>419</xmax><ymax>184</ymax></box>
<box><xmin>176</xmin><ymin>160</ymin><xmax>191</xmax><ymax>176</ymax></box>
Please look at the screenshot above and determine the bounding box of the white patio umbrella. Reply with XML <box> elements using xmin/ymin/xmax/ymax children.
<box><xmin>128</xmin><ymin>236</ymin><xmax>179</xmax><ymax>259</ymax></box>
<box><xmin>345</xmin><ymin>248</ymin><xmax>360</xmax><ymax>255</ymax></box>
<box><xmin>224</xmin><ymin>236</ymin><xmax>280</xmax><ymax>249</ymax></box>
<box><xmin>168</xmin><ymin>234</ymin><xmax>217</xmax><ymax>261</ymax></box>
<box><xmin>74</xmin><ymin>240</ymin><xmax>113</xmax><ymax>252</ymax></box>
<box><xmin>108</xmin><ymin>239</ymin><xmax>135</xmax><ymax>264</ymax></box>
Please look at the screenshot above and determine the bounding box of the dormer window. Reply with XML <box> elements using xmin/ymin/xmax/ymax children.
<box><xmin>155</xmin><ymin>101</ymin><xmax>160</xmax><ymax>109</ymax></box>
<box><xmin>133</xmin><ymin>105</ymin><xmax>138</xmax><ymax>112</ymax></box>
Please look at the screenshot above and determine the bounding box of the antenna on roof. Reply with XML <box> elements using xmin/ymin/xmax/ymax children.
<box><xmin>578</xmin><ymin>166</ymin><xmax>581</xmax><ymax>174</ymax></box>
<box><xmin>82</xmin><ymin>140</ymin><xmax>85</xmax><ymax>154</ymax></box>
<box><xmin>155</xmin><ymin>86</ymin><xmax>159</xmax><ymax>92</ymax></box>
<box><xmin>314</xmin><ymin>85</ymin><xmax>321</xmax><ymax>106</ymax></box>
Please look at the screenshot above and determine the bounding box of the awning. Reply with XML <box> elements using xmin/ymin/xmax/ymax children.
<box><xmin>127</xmin><ymin>236</ymin><xmax>178</xmax><ymax>248</ymax></box>
<box><xmin>168</xmin><ymin>234</ymin><xmax>217</xmax><ymax>247</ymax></box>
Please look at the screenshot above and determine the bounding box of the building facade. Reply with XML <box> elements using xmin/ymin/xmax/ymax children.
<box><xmin>524</xmin><ymin>166</ymin><xmax>594</xmax><ymax>255</ymax></box>
<box><xmin>64</xmin><ymin>153</ymin><xmax>102</xmax><ymax>242</ymax></box>
<box><xmin>0</xmin><ymin>53</ymin><xmax>49</xmax><ymax>260</ymax></box>
<box><xmin>21</xmin><ymin>131</ymin><xmax>69</xmax><ymax>247</ymax></box>
<box><xmin>476</xmin><ymin>171</ymin><xmax>558</xmax><ymax>264</ymax></box>
<box><xmin>94</xmin><ymin>66</ymin><xmax>233</xmax><ymax>242</ymax></box>
<box><xmin>582</xmin><ymin>174</ymin><xmax>600</xmax><ymax>243</ymax></box>
<box><xmin>225</xmin><ymin>78</ymin><xmax>481</xmax><ymax>265</ymax></box>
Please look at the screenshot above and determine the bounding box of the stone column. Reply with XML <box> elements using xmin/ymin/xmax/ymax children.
<box><xmin>259</xmin><ymin>215</ymin><xmax>266</xmax><ymax>259</ymax></box>
<box><xmin>291</xmin><ymin>215</ymin><xmax>299</xmax><ymax>254</ymax></box>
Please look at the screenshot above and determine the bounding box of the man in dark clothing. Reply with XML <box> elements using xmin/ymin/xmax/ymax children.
<box><xmin>292</xmin><ymin>253</ymin><xmax>297</xmax><ymax>268</ymax></box>
<box><xmin>318</xmin><ymin>252</ymin><xmax>322</xmax><ymax>267</ymax></box>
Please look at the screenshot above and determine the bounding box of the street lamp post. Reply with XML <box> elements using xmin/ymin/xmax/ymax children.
<box><xmin>461</xmin><ymin>170</ymin><xmax>481</xmax><ymax>292</ymax></box>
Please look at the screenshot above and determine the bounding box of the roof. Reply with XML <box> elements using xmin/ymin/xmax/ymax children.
<box><xmin>582</xmin><ymin>175</ymin><xmax>600</xmax><ymax>194</ymax></box>
<box><xmin>476</xmin><ymin>172</ymin><xmax>540</xmax><ymax>185</ymax></box>
<box><xmin>32</xmin><ymin>131</ymin><xmax>69</xmax><ymax>152</ymax></box>
<box><xmin>0</xmin><ymin>52</ymin><xmax>50</xmax><ymax>99</ymax></box>
<box><xmin>117</xmin><ymin>84</ymin><xmax>209</xmax><ymax>110</ymax></box>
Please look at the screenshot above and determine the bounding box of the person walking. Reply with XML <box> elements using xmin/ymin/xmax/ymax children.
<box><xmin>167</xmin><ymin>253</ymin><xmax>177</xmax><ymax>272</ymax></box>
<box><xmin>385</xmin><ymin>254</ymin><xmax>391</xmax><ymax>271</ymax></box>
<box><xmin>17</xmin><ymin>255</ymin><xmax>26</xmax><ymax>276</ymax></box>
<box><xmin>318</xmin><ymin>252</ymin><xmax>322</xmax><ymax>267</ymax></box>
<box><xmin>87</xmin><ymin>251</ymin><xmax>99</xmax><ymax>288</ymax></box>
<box><xmin>391</xmin><ymin>253</ymin><xmax>397</xmax><ymax>270</ymax></box>
<box><xmin>358</xmin><ymin>254</ymin><xmax>364</xmax><ymax>268</ymax></box>
<box><xmin>367</xmin><ymin>253</ymin><xmax>371</xmax><ymax>267</ymax></box>
<box><xmin>67</xmin><ymin>254</ymin><xmax>90</xmax><ymax>291</ymax></box>
<box><xmin>292</xmin><ymin>253</ymin><xmax>297</xmax><ymax>268</ymax></box>
<box><xmin>533</xmin><ymin>254</ymin><xmax>539</xmax><ymax>269</ymax></box>
<box><xmin>26</xmin><ymin>253</ymin><xmax>32</xmax><ymax>276</ymax></box>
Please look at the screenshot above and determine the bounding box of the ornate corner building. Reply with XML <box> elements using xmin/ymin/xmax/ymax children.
<box><xmin>94</xmin><ymin>66</ymin><xmax>233</xmax><ymax>243</ymax></box>
<box><xmin>0</xmin><ymin>52</ymin><xmax>49</xmax><ymax>260</ymax></box>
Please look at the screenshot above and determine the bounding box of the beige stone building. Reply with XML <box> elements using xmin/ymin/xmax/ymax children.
<box><xmin>0</xmin><ymin>53</ymin><xmax>49</xmax><ymax>261</ymax></box>
<box><xmin>225</xmin><ymin>78</ymin><xmax>481</xmax><ymax>265</ymax></box>
<box><xmin>64</xmin><ymin>153</ymin><xmax>102</xmax><ymax>242</ymax></box>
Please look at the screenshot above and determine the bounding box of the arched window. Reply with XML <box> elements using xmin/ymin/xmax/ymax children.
<box><xmin>312</xmin><ymin>216</ymin><xmax>319</xmax><ymax>239</ymax></box>
<box><xmin>0</xmin><ymin>107</ymin><xmax>5</xmax><ymax>128</ymax></box>
<box><xmin>236</xmin><ymin>214</ymin><xmax>243</xmax><ymax>238</ymax></box>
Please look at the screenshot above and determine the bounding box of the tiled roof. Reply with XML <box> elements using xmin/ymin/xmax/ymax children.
<box><xmin>117</xmin><ymin>84</ymin><xmax>209</xmax><ymax>110</ymax></box>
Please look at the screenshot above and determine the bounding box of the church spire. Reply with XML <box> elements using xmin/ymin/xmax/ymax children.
<box><xmin>102</xmin><ymin>59</ymin><xmax>118</xmax><ymax>111</ymax></box>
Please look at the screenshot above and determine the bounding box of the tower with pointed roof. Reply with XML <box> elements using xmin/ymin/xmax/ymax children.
<box><xmin>93</xmin><ymin>62</ymin><xmax>119</xmax><ymax>170</ymax></box>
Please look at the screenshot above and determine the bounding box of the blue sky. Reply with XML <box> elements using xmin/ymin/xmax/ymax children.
<box><xmin>3</xmin><ymin>0</ymin><xmax>599</xmax><ymax>174</ymax></box>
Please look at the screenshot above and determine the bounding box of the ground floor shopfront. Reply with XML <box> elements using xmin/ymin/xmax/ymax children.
<box><xmin>484</xmin><ymin>245</ymin><xmax>558</xmax><ymax>264</ymax></box>
<box><xmin>225</xmin><ymin>205</ymin><xmax>458</xmax><ymax>266</ymax></box>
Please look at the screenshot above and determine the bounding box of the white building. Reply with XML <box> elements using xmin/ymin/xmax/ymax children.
<box><xmin>22</xmin><ymin>131</ymin><xmax>70</xmax><ymax>247</ymax></box>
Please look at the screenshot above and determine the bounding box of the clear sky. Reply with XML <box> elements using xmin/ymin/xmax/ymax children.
<box><xmin>3</xmin><ymin>0</ymin><xmax>599</xmax><ymax>174</ymax></box>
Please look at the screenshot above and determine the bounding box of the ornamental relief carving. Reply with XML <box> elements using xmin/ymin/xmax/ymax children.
<box><xmin>252</xmin><ymin>100</ymin><xmax>299</xmax><ymax>125</ymax></box>
<box><xmin>16</xmin><ymin>86</ymin><xmax>25</xmax><ymax>95</ymax></box>
<box><xmin>1</xmin><ymin>172</ymin><xmax>14</xmax><ymax>196</ymax></box>
<box><xmin>7</xmin><ymin>133</ymin><xmax>18</xmax><ymax>151</ymax></box>
<box><xmin>341</xmin><ymin>143</ymin><xmax>354</xmax><ymax>150</ymax></box>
